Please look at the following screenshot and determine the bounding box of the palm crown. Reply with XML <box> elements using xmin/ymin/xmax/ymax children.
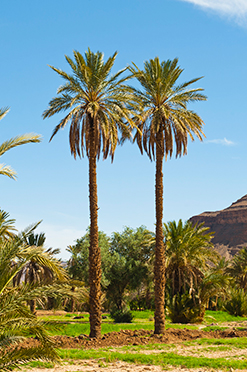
<box><xmin>129</xmin><ymin>57</ymin><xmax>206</xmax><ymax>159</ymax></box>
<box><xmin>43</xmin><ymin>48</ymin><xmax>135</xmax><ymax>160</ymax></box>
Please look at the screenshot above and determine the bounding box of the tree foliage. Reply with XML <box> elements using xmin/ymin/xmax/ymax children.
<box><xmin>0</xmin><ymin>227</ymin><xmax>59</xmax><ymax>370</ymax></box>
<box><xmin>164</xmin><ymin>220</ymin><xmax>226</xmax><ymax>323</ymax></box>
<box><xmin>164</xmin><ymin>219</ymin><xmax>217</xmax><ymax>297</ymax></box>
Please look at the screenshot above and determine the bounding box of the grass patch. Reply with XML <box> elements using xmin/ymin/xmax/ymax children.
<box><xmin>45</xmin><ymin>318</ymin><xmax>197</xmax><ymax>336</ymax></box>
<box><xmin>184</xmin><ymin>337</ymin><xmax>247</xmax><ymax>348</ymax></box>
<box><xmin>46</xmin><ymin>322</ymin><xmax>156</xmax><ymax>336</ymax></box>
<box><xmin>58</xmin><ymin>348</ymin><xmax>247</xmax><ymax>369</ymax></box>
<box><xmin>116</xmin><ymin>342</ymin><xmax>176</xmax><ymax>352</ymax></box>
<box><xmin>202</xmin><ymin>325</ymin><xmax>229</xmax><ymax>332</ymax></box>
<box><xmin>38</xmin><ymin>309</ymin><xmax>247</xmax><ymax>327</ymax></box>
<box><xmin>131</xmin><ymin>310</ymin><xmax>154</xmax><ymax>319</ymax></box>
<box><xmin>24</xmin><ymin>361</ymin><xmax>55</xmax><ymax>368</ymax></box>
<box><xmin>166</xmin><ymin>323</ymin><xmax>198</xmax><ymax>330</ymax></box>
<box><xmin>205</xmin><ymin>310</ymin><xmax>247</xmax><ymax>323</ymax></box>
<box><xmin>49</xmin><ymin>322</ymin><xmax>197</xmax><ymax>336</ymax></box>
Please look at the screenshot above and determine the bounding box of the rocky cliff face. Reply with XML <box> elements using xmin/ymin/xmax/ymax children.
<box><xmin>190</xmin><ymin>195</ymin><xmax>247</xmax><ymax>257</ymax></box>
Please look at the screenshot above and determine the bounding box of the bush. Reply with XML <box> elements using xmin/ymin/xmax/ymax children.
<box><xmin>224</xmin><ymin>288</ymin><xmax>247</xmax><ymax>316</ymax></box>
<box><xmin>167</xmin><ymin>293</ymin><xmax>204</xmax><ymax>324</ymax></box>
<box><xmin>110</xmin><ymin>309</ymin><xmax>134</xmax><ymax>323</ymax></box>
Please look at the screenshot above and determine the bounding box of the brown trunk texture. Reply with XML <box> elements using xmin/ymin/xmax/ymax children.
<box><xmin>71</xmin><ymin>286</ymin><xmax>76</xmax><ymax>313</ymax></box>
<box><xmin>88</xmin><ymin>118</ymin><xmax>102</xmax><ymax>338</ymax></box>
<box><xmin>154</xmin><ymin>130</ymin><xmax>165</xmax><ymax>334</ymax></box>
<box><xmin>30</xmin><ymin>299</ymin><xmax>36</xmax><ymax>314</ymax></box>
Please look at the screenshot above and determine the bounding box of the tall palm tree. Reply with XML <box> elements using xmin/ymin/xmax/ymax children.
<box><xmin>129</xmin><ymin>58</ymin><xmax>206</xmax><ymax>334</ymax></box>
<box><xmin>0</xmin><ymin>107</ymin><xmax>41</xmax><ymax>179</ymax></box>
<box><xmin>43</xmin><ymin>48</ymin><xmax>135</xmax><ymax>338</ymax></box>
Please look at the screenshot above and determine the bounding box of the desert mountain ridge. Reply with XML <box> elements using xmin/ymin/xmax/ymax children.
<box><xmin>189</xmin><ymin>194</ymin><xmax>247</xmax><ymax>258</ymax></box>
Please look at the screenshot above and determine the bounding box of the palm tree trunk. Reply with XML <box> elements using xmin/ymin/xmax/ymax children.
<box><xmin>30</xmin><ymin>299</ymin><xmax>36</xmax><ymax>314</ymax></box>
<box><xmin>88</xmin><ymin>117</ymin><xmax>102</xmax><ymax>338</ymax></box>
<box><xmin>154</xmin><ymin>129</ymin><xmax>165</xmax><ymax>334</ymax></box>
<box><xmin>71</xmin><ymin>286</ymin><xmax>76</xmax><ymax>313</ymax></box>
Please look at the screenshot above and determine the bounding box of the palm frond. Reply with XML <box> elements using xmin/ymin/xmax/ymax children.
<box><xmin>0</xmin><ymin>107</ymin><xmax>10</xmax><ymax>121</ymax></box>
<box><xmin>0</xmin><ymin>134</ymin><xmax>41</xmax><ymax>157</ymax></box>
<box><xmin>0</xmin><ymin>164</ymin><xmax>17</xmax><ymax>180</ymax></box>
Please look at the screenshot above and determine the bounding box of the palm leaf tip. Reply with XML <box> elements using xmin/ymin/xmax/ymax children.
<box><xmin>0</xmin><ymin>107</ymin><xmax>10</xmax><ymax>121</ymax></box>
<box><xmin>0</xmin><ymin>164</ymin><xmax>17</xmax><ymax>180</ymax></box>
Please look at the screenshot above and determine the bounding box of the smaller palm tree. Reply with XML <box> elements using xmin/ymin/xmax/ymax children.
<box><xmin>164</xmin><ymin>220</ymin><xmax>223</xmax><ymax>323</ymax></box>
<box><xmin>0</xmin><ymin>107</ymin><xmax>41</xmax><ymax>179</ymax></box>
<box><xmin>0</xmin><ymin>221</ymin><xmax>88</xmax><ymax>371</ymax></box>
<box><xmin>13</xmin><ymin>231</ymin><xmax>67</xmax><ymax>313</ymax></box>
<box><xmin>227</xmin><ymin>247</ymin><xmax>247</xmax><ymax>291</ymax></box>
<box><xmin>0</xmin><ymin>232</ymin><xmax>59</xmax><ymax>370</ymax></box>
<box><xmin>164</xmin><ymin>219</ymin><xmax>218</xmax><ymax>297</ymax></box>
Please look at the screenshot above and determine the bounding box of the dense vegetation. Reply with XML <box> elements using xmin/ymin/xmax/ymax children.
<box><xmin>67</xmin><ymin>221</ymin><xmax>247</xmax><ymax>322</ymax></box>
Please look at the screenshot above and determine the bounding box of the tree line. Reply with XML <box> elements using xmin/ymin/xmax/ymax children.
<box><xmin>67</xmin><ymin>221</ymin><xmax>247</xmax><ymax>323</ymax></box>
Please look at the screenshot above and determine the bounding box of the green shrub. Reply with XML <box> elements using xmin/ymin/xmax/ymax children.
<box><xmin>167</xmin><ymin>293</ymin><xmax>204</xmax><ymax>324</ymax></box>
<box><xmin>224</xmin><ymin>288</ymin><xmax>247</xmax><ymax>317</ymax></box>
<box><xmin>110</xmin><ymin>309</ymin><xmax>134</xmax><ymax>323</ymax></box>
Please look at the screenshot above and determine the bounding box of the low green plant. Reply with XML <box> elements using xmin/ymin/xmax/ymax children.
<box><xmin>110</xmin><ymin>308</ymin><xmax>134</xmax><ymax>323</ymax></box>
<box><xmin>224</xmin><ymin>288</ymin><xmax>247</xmax><ymax>316</ymax></box>
<box><xmin>167</xmin><ymin>293</ymin><xmax>204</xmax><ymax>323</ymax></box>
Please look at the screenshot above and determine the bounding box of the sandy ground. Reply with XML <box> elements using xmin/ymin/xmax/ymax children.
<box><xmin>20</xmin><ymin>359</ymin><xmax>243</xmax><ymax>372</ymax></box>
<box><xmin>20</xmin><ymin>361</ymin><xmax>216</xmax><ymax>372</ymax></box>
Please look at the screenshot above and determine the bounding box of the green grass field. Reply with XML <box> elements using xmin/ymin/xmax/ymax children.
<box><xmin>42</xmin><ymin>310</ymin><xmax>199</xmax><ymax>336</ymax></box>
<box><xmin>40</xmin><ymin>309</ymin><xmax>247</xmax><ymax>337</ymax></box>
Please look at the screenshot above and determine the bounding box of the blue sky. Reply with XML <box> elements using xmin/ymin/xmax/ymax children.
<box><xmin>1</xmin><ymin>0</ymin><xmax>247</xmax><ymax>259</ymax></box>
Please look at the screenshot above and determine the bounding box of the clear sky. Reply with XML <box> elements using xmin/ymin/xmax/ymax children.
<box><xmin>1</xmin><ymin>0</ymin><xmax>247</xmax><ymax>259</ymax></box>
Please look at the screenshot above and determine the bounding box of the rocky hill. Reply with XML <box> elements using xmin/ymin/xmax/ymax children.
<box><xmin>190</xmin><ymin>195</ymin><xmax>247</xmax><ymax>258</ymax></box>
